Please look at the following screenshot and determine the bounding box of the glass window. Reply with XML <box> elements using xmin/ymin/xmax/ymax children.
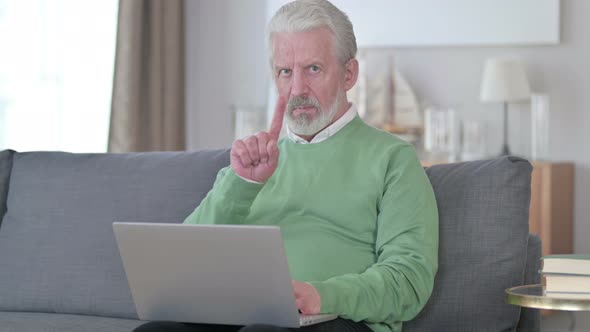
<box><xmin>0</xmin><ymin>0</ymin><xmax>118</xmax><ymax>152</ymax></box>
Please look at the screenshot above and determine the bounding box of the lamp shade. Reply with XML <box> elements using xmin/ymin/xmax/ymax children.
<box><xmin>480</xmin><ymin>59</ymin><xmax>531</xmax><ymax>102</ymax></box>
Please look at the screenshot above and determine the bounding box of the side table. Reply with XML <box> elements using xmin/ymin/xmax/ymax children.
<box><xmin>506</xmin><ymin>284</ymin><xmax>590</xmax><ymax>331</ymax></box>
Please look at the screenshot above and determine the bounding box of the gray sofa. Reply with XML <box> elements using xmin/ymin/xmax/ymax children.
<box><xmin>0</xmin><ymin>149</ymin><xmax>540</xmax><ymax>332</ymax></box>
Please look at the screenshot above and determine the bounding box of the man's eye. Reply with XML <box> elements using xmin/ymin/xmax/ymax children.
<box><xmin>310</xmin><ymin>65</ymin><xmax>320</xmax><ymax>73</ymax></box>
<box><xmin>279</xmin><ymin>69</ymin><xmax>291</xmax><ymax>76</ymax></box>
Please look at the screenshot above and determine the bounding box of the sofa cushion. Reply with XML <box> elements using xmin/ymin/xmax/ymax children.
<box><xmin>404</xmin><ymin>156</ymin><xmax>532</xmax><ymax>331</ymax></box>
<box><xmin>0</xmin><ymin>311</ymin><xmax>144</xmax><ymax>332</ymax></box>
<box><xmin>0</xmin><ymin>149</ymin><xmax>15</xmax><ymax>225</ymax></box>
<box><xmin>0</xmin><ymin>149</ymin><xmax>229</xmax><ymax>319</ymax></box>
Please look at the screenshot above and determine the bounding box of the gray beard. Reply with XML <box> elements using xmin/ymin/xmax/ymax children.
<box><xmin>286</xmin><ymin>89</ymin><xmax>343</xmax><ymax>136</ymax></box>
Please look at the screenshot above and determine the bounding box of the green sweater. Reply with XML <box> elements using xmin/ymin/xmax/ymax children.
<box><xmin>184</xmin><ymin>115</ymin><xmax>439</xmax><ymax>332</ymax></box>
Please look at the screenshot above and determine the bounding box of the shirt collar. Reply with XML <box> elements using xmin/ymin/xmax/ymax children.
<box><xmin>287</xmin><ymin>103</ymin><xmax>357</xmax><ymax>144</ymax></box>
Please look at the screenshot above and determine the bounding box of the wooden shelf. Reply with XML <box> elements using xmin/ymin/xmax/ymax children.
<box><xmin>529</xmin><ymin>162</ymin><xmax>575</xmax><ymax>256</ymax></box>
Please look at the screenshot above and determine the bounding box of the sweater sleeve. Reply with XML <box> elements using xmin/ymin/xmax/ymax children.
<box><xmin>183</xmin><ymin>166</ymin><xmax>264</xmax><ymax>225</ymax></box>
<box><xmin>308</xmin><ymin>146</ymin><xmax>439</xmax><ymax>323</ymax></box>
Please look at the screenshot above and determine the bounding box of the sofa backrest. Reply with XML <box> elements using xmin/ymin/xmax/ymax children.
<box><xmin>0</xmin><ymin>150</ymin><xmax>534</xmax><ymax>330</ymax></box>
<box><xmin>0</xmin><ymin>149</ymin><xmax>229</xmax><ymax>319</ymax></box>
<box><xmin>405</xmin><ymin>156</ymin><xmax>532</xmax><ymax>331</ymax></box>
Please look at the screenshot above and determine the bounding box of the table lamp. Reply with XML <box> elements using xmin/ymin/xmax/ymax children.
<box><xmin>480</xmin><ymin>58</ymin><xmax>531</xmax><ymax>155</ymax></box>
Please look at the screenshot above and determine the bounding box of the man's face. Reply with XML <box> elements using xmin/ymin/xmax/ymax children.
<box><xmin>271</xmin><ymin>27</ymin><xmax>347</xmax><ymax>136</ymax></box>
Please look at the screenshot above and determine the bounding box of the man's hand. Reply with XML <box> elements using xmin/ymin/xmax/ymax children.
<box><xmin>230</xmin><ymin>96</ymin><xmax>287</xmax><ymax>183</ymax></box>
<box><xmin>292</xmin><ymin>280</ymin><xmax>321</xmax><ymax>315</ymax></box>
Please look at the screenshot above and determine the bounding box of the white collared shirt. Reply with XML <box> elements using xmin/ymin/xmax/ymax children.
<box><xmin>286</xmin><ymin>103</ymin><xmax>357</xmax><ymax>144</ymax></box>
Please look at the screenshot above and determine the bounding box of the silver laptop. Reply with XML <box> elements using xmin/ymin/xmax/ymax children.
<box><xmin>112</xmin><ymin>222</ymin><xmax>338</xmax><ymax>327</ymax></box>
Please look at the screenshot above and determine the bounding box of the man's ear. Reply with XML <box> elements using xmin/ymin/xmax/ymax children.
<box><xmin>343</xmin><ymin>58</ymin><xmax>359</xmax><ymax>92</ymax></box>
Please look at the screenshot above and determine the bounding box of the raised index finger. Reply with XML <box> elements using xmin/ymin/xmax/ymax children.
<box><xmin>269</xmin><ymin>96</ymin><xmax>287</xmax><ymax>140</ymax></box>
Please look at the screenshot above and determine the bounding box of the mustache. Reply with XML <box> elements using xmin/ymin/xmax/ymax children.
<box><xmin>287</xmin><ymin>95</ymin><xmax>321</xmax><ymax>113</ymax></box>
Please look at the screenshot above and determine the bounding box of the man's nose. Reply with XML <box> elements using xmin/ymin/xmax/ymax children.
<box><xmin>290</xmin><ymin>69</ymin><xmax>309</xmax><ymax>96</ymax></box>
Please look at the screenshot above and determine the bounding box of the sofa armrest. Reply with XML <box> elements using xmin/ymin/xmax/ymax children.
<box><xmin>0</xmin><ymin>149</ymin><xmax>16</xmax><ymax>225</ymax></box>
<box><xmin>517</xmin><ymin>234</ymin><xmax>542</xmax><ymax>332</ymax></box>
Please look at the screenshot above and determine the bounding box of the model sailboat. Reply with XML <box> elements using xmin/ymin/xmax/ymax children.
<box><xmin>382</xmin><ymin>68</ymin><xmax>422</xmax><ymax>143</ymax></box>
<box><xmin>350</xmin><ymin>56</ymin><xmax>422</xmax><ymax>143</ymax></box>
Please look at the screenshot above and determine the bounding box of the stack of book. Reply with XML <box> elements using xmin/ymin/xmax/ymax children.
<box><xmin>541</xmin><ymin>255</ymin><xmax>590</xmax><ymax>298</ymax></box>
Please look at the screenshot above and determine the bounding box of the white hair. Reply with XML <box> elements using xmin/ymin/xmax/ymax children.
<box><xmin>267</xmin><ymin>0</ymin><xmax>357</xmax><ymax>65</ymax></box>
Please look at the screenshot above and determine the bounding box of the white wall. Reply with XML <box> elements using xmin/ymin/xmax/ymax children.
<box><xmin>185</xmin><ymin>1</ymin><xmax>590</xmax><ymax>253</ymax></box>
<box><xmin>185</xmin><ymin>0</ymin><xmax>268</xmax><ymax>150</ymax></box>
<box><xmin>377</xmin><ymin>0</ymin><xmax>590</xmax><ymax>256</ymax></box>
<box><xmin>267</xmin><ymin>0</ymin><xmax>560</xmax><ymax>46</ymax></box>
